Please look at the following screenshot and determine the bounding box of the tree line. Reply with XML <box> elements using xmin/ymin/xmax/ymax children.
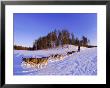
<box><xmin>14</xmin><ymin>45</ymin><xmax>34</xmax><ymax>50</ymax></box>
<box><xmin>14</xmin><ymin>29</ymin><xmax>90</xmax><ymax>50</ymax></box>
<box><xmin>33</xmin><ymin>29</ymin><xmax>90</xmax><ymax>50</ymax></box>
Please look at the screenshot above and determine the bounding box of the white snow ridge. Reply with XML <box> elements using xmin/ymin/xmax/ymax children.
<box><xmin>13</xmin><ymin>45</ymin><xmax>97</xmax><ymax>75</ymax></box>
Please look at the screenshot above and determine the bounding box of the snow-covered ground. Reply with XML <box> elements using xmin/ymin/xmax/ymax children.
<box><xmin>13</xmin><ymin>45</ymin><xmax>97</xmax><ymax>75</ymax></box>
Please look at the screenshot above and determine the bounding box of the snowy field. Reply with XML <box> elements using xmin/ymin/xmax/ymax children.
<box><xmin>13</xmin><ymin>45</ymin><xmax>97</xmax><ymax>75</ymax></box>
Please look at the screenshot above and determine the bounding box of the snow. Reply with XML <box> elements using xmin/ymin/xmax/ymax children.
<box><xmin>13</xmin><ymin>45</ymin><xmax>97</xmax><ymax>75</ymax></box>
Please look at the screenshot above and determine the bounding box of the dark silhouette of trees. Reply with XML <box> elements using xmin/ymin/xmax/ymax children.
<box><xmin>33</xmin><ymin>29</ymin><xmax>90</xmax><ymax>50</ymax></box>
<box><xmin>71</xmin><ymin>33</ymin><xmax>75</xmax><ymax>45</ymax></box>
<box><xmin>33</xmin><ymin>29</ymin><xmax>72</xmax><ymax>50</ymax></box>
<box><xmin>80</xmin><ymin>36</ymin><xmax>90</xmax><ymax>46</ymax></box>
<box><xmin>14</xmin><ymin>29</ymin><xmax>91</xmax><ymax>50</ymax></box>
<box><xmin>74</xmin><ymin>37</ymin><xmax>79</xmax><ymax>45</ymax></box>
<box><xmin>34</xmin><ymin>36</ymin><xmax>48</xmax><ymax>50</ymax></box>
<box><xmin>61</xmin><ymin>30</ymin><xmax>70</xmax><ymax>45</ymax></box>
<box><xmin>14</xmin><ymin>45</ymin><xmax>33</xmax><ymax>50</ymax></box>
<box><xmin>14</xmin><ymin>28</ymin><xmax>91</xmax><ymax>51</ymax></box>
<box><xmin>14</xmin><ymin>29</ymin><xmax>90</xmax><ymax>51</ymax></box>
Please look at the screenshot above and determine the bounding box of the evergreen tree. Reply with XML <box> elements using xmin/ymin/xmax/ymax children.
<box><xmin>61</xmin><ymin>30</ymin><xmax>70</xmax><ymax>45</ymax></box>
<box><xmin>33</xmin><ymin>29</ymin><xmax>90</xmax><ymax>50</ymax></box>
<box><xmin>71</xmin><ymin>33</ymin><xmax>75</xmax><ymax>45</ymax></box>
<box><xmin>75</xmin><ymin>37</ymin><xmax>79</xmax><ymax>45</ymax></box>
<box><xmin>81</xmin><ymin>36</ymin><xmax>89</xmax><ymax>46</ymax></box>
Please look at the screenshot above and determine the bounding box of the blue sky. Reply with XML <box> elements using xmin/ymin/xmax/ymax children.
<box><xmin>14</xmin><ymin>13</ymin><xmax>97</xmax><ymax>47</ymax></box>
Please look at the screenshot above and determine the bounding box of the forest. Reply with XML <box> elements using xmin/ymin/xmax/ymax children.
<box><xmin>14</xmin><ymin>29</ymin><xmax>90</xmax><ymax>50</ymax></box>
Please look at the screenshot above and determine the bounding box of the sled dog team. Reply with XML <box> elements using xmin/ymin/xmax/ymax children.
<box><xmin>21</xmin><ymin>57</ymin><xmax>48</xmax><ymax>69</ymax></box>
<box><xmin>21</xmin><ymin>51</ymin><xmax>75</xmax><ymax>69</ymax></box>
